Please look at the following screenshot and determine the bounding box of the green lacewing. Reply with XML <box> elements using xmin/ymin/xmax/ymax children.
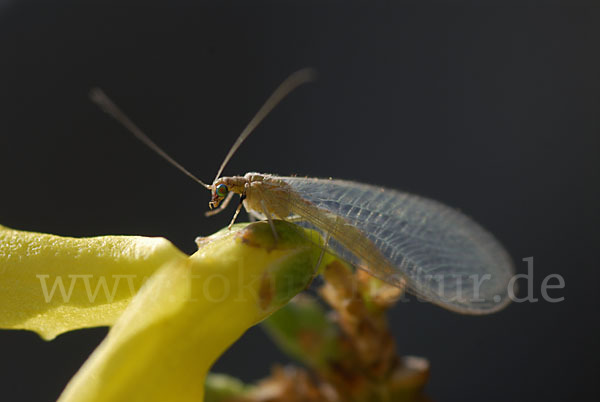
<box><xmin>90</xmin><ymin>69</ymin><xmax>514</xmax><ymax>314</ymax></box>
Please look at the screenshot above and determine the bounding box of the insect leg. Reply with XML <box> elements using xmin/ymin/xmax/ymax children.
<box><xmin>205</xmin><ymin>191</ymin><xmax>235</xmax><ymax>217</ymax></box>
<box><xmin>260</xmin><ymin>199</ymin><xmax>279</xmax><ymax>243</ymax></box>
<box><xmin>228</xmin><ymin>193</ymin><xmax>246</xmax><ymax>229</ymax></box>
<box><xmin>312</xmin><ymin>230</ymin><xmax>332</xmax><ymax>275</ymax></box>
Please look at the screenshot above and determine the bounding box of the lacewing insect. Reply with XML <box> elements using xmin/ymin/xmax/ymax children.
<box><xmin>90</xmin><ymin>69</ymin><xmax>514</xmax><ymax>314</ymax></box>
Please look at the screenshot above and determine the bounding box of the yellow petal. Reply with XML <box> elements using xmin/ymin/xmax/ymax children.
<box><xmin>0</xmin><ymin>224</ymin><xmax>185</xmax><ymax>340</ymax></box>
<box><xmin>58</xmin><ymin>221</ymin><xmax>326</xmax><ymax>402</ymax></box>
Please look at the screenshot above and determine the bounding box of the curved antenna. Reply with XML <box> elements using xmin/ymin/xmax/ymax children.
<box><xmin>213</xmin><ymin>68</ymin><xmax>317</xmax><ymax>182</ymax></box>
<box><xmin>90</xmin><ymin>88</ymin><xmax>212</xmax><ymax>190</ymax></box>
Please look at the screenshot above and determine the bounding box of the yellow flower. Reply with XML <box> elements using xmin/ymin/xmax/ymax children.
<box><xmin>0</xmin><ymin>221</ymin><xmax>329</xmax><ymax>402</ymax></box>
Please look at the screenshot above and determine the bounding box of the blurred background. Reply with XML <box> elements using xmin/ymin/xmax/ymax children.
<box><xmin>0</xmin><ymin>1</ymin><xmax>598</xmax><ymax>401</ymax></box>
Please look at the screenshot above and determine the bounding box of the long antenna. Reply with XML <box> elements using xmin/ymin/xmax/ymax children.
<box><xmin>213</xmin><ymin>68</ymin><xmax>317</xmax><ymax>182</ymax></box>
<box><xmin>89</xmin><ymin>88</ymin><xmax>211</xmax><ymax>189</ymax></box>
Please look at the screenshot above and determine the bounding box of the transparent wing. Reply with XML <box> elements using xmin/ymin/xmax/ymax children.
<box><xmin>278</xmin><ymin>177</ymin><xmax>514</xmax><ymax>314</ymax></box>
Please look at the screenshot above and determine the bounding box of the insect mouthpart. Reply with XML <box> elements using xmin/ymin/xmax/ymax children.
<box><xmin>208</xmin><ymin>196</ymin><xmax>220</xmax><ymax>210</ymax></box>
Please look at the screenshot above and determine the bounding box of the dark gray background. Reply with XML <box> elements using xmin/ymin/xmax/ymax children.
<box><xmin>0</xmin><ymin>1</ymin><xmax>598</xmax><ymax>401</ymax></box>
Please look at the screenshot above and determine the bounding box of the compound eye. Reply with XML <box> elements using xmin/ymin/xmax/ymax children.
<box><xmin>216</xmin><ymin>184</ymin><xmax>229</xmax><ymax>198</ymax></box>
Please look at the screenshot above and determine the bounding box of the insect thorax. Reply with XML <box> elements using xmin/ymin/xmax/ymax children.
<box><xmin>241</xmin><ymin>173</ymin><xmax>295</xmax><ymax>219</ymax></box>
